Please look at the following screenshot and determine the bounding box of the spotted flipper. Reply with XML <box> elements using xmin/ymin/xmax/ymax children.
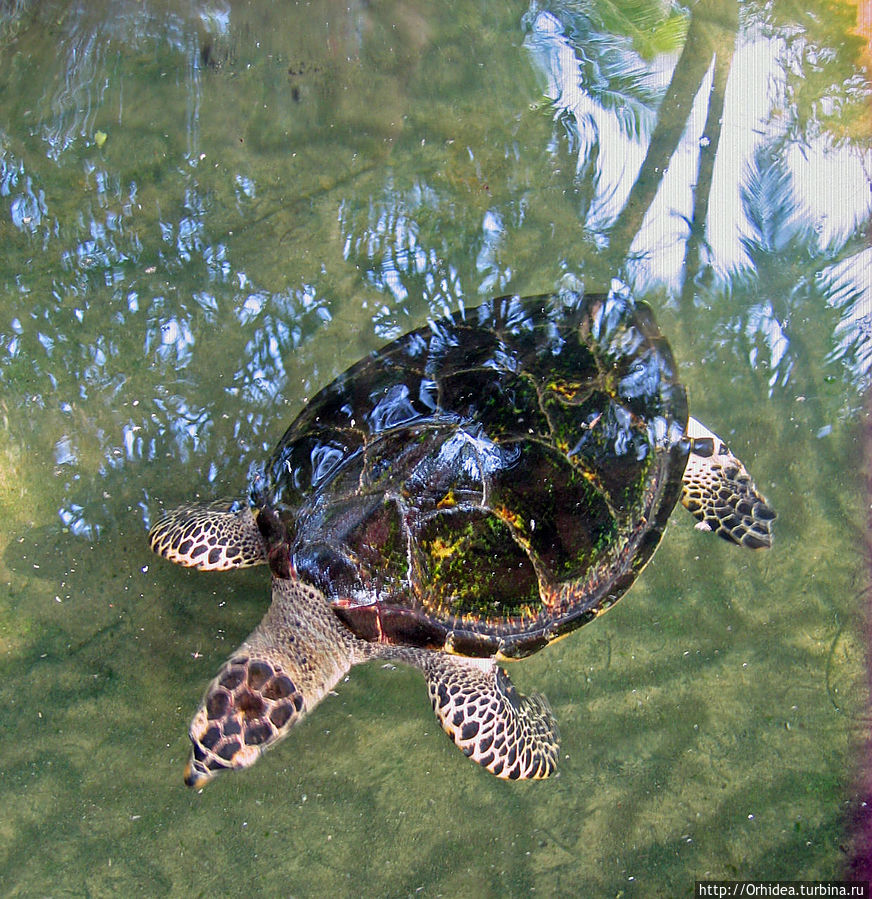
<box><xmin>185</xmin><ymin>652</ymin><xmax>308</xmax><ymax>788</ymax></box>
<box><xmin>185</xmin><ymin>578</ymin><xmax>366</xmax><ymax>788</ymax></box>
<box><xmin>414</xmin><ymin>654</ymin><xmax>559</xmax><ymax>780</ymax></box>
<box><xmin>148</xmin><ymin>500</ymin><xmax>267</xmax><ymax>571</ymax></box>
<box><xmin>681</xmin><ymin>417</ymin><xmax>776</xmax><ymax>549</ymax></box>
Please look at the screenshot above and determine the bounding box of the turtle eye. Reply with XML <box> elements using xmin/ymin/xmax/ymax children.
<box><xmin>691</xmin><ymin>437</ymin><xmax>714</xmax><ymax>458</ymax></box>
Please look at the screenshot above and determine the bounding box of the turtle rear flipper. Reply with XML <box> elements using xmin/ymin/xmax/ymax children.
<box><xmin>409</xmin><ymin>653</ymin><xmax>559</xmax><ymax>780</ymax></box>
<box><xmin>680</xmin><ymin>417</ymin><xmax>776</xmax><ymax>549</ymax></box>
<box><xmin>148</xmin><ymin>500</ymin><xmax>267</xmax><ymax>570</ymax></box>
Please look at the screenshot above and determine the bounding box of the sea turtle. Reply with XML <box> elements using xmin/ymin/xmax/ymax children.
<box><xmin>148</xmin><ymin>289</ymin><xmax>775</xmax><ymax>787</ymax></box>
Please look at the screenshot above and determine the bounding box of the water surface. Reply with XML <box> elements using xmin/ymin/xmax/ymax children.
<box><xmin>1</xmin><ymin>0</ymin><xmax>870</xmax><ymax>894</ymax></box>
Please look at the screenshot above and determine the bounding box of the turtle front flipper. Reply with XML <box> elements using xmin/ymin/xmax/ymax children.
<box><xmin>403</xmin><ymin>651</ymin><xmax>559</xmax><ymax>780</ymax></box>
<box><xmin>185</xmin><ymin>651</ymin><xmax>307</xmax><ymax>788</ymax></box>
<box><xmin>185</xmin><ymin>578</ymin><xmax>367</xmax><ymax>787</ymax></box>
<box><xmin>148</xmin><ymin>500</ymin><xmax>267</xmax><ymax>571</ymax></box>
<box><xmin>680</xmin><ymin>417</ymin><xmax>776</xmax><ymax>549</ymax></box>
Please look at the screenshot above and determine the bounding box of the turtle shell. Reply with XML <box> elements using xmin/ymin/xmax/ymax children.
<box><xmin>252</xmin><ymin>291</ymin><xmax>689</xmax><ymax>660</ymax></box>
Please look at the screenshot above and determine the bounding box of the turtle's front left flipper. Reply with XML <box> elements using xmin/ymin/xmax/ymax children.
<box><xmin>402</xmin><ymin>651</ymin><xmax>559</xmax><ymax>780</ymax></box>
<box><xmin>681</xmin><ymin>417</ymin><xmax>776</xmax><ymax>549</ymax></box>
<box><xmin>149</xmin><ymin>500</ymin><xmax>267</xmax><ymax>570</ymax></box>
<box><xmin>184</xmin><ymin>578</ymin><xmax>370</xmax><ymax>787</ymax></box>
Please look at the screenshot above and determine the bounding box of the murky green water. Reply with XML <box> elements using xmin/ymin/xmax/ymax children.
<box><xmin>1</xmin><ymin>0</ymin><xmax>870</xmax><ymax>895</ymax></box>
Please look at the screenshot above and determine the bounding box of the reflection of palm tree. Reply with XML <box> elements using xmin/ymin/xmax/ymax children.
<box><xmin>734</xmin><ymin>143</ymin><xmax>869</xmax><ymax>397</ymax></box>
<box><xmin>537</xmin><ymin>2</ymin><xmax>668</xmax><ymax>142</ymax></box>
<box><xmin>681</xmin><ymin>137</ymin><xmax>871</xmax><ymax>538</ymax></box>
<box><xmin>685</xmin><ymin>139</ymin><xmax>870</xmax><ymax>543</ymax></box>
<box><xmin>608</xmin><ymin>0</ymin><xmax>739</xmax><ymax>264</ymax></box>
<box><xmin>585</xmin><ymin>0</ymin><xmax>870</xmax><ymax>405</ymax></box>
<box><xmin>678</xmin><ymin>6</ymin><xmax>735</xmax><ymax>311</ymax></box>
<box><xmin>525</xmin><ymin>0</ymin><xmax>680</xmax><ymax>240</ymax></box>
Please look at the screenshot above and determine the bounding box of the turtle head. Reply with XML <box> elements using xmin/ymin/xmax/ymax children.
<box><xmin>184</xmin><ymin>654</ymin><xmax>305</xmax><ymax>788</ymax></box>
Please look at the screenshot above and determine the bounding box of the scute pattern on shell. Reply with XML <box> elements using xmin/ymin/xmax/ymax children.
<box><xmin>250</xmin><ymin>290</ymin><xmax>690</xmax><ymax>658</ymax></box>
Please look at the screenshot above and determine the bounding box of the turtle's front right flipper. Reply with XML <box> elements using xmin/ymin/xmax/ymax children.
<box><xmin>680</xmin><ymin>417</ymin><xmax>776</xmax><ymax>549</ymax></box>
<box><xmin>405</xmin><ymin>652</ymin><xmax>559</xmax><ymax>780</ymax></box>
<box><xmin>148</xmin><ymin>500</ymin><xmax>267</xmax><ymax>570</ymax></box>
